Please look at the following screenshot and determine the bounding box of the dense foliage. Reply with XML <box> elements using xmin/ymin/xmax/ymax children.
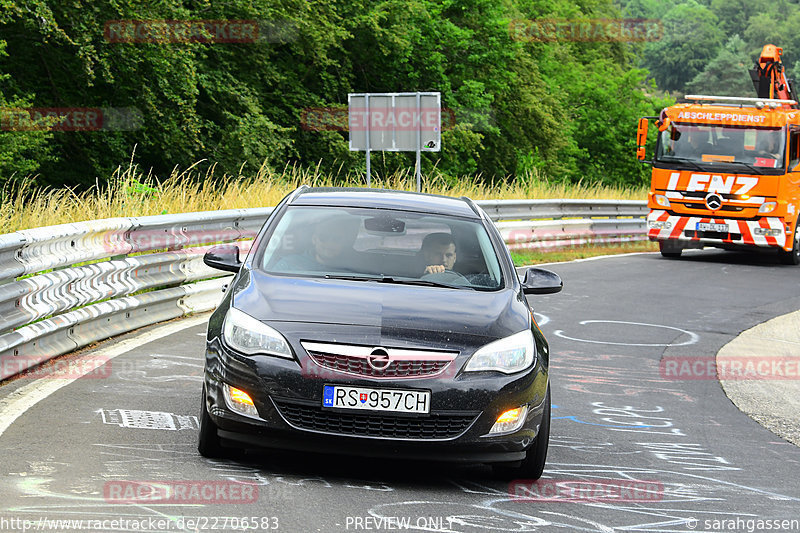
<box><xmin>4</xmin><ymin>0</ymin><xmax>779</xmax><ymax>191</ymax></box>
<box><xmin>622</xmin><ymin>0</ymin><xmax>800</xmax><ymax>97</ymax></box>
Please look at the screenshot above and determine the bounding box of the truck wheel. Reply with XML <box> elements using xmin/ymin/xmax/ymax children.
<box><xmin>780</xmin><ymin>217</ymin><xmax>800</xmax><ymax>265</ymax></box>
<box><xmin>659</xmin><ymin>241</ymin><xmax>683</xmax><ymax>258</ymax></box>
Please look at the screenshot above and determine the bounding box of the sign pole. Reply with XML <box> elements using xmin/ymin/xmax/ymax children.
<box><xmin>415</xmin><ymin>92</ymin><xmax>421</xmax><ymax>192</ymax></box>
<box><xmin>365</xmin><ymin>94</ymin><xmax>371</xmax><ymax>187</ymax></box>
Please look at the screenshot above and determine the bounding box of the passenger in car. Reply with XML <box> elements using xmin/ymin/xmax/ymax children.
<box><xmin>420</xmin><ymin>232</ymin><xmax>457</xmax><ymax>275</ymax></box>
<box><xmin>271</xmin><ymin>217</ymin><xmax>358</xmax><ymax>272</ymax></box>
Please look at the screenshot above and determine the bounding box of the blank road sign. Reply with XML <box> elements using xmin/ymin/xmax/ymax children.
<box><xmin>349</xmin><ymin>92</ymin><xmax>441</xmax><ymax>152</ymax></box>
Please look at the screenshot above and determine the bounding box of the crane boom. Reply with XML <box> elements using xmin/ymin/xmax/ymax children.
<box><xmin>750</xmin><ymin>44</ymin><xmax>797</xmax><ymax>108</ymax></box>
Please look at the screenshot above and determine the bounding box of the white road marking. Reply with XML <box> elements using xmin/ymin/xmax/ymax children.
<box><xmin>554</xmin><ymin>320</ymin><xmax>699</xmax><ymax>347</ymax></box>
<box><xmin>0</xmin><ymin>314</ymin><xmax>208</xmax><ymax>439</ymax></box>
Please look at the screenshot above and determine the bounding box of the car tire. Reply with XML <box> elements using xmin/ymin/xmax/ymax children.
<box><xmin>659</xmin><ymin>241</ymin><xmax>683</xmax><ymax>258</ymax></box>
<box><xmin>492</xmin><ymin>387</ymin><xmax>550</xmax><ymax>480</ymax></box>
<box><xmin>198</xmin><ymin>388</ymin><xmax>225</xmax><ymax>458</ymax></box>
<box><xmin>779</xmin><ymin>217</ymin><xmax>800</xmax><ymax>265</ymax></box>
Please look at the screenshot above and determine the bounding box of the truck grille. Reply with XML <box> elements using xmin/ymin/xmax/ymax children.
<box><xmin>272</xmin><ymin>398</ymin><xmax>478</xmax><ymax>440</ymax></box>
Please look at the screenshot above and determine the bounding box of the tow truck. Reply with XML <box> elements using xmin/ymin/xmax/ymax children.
<box><xmin>636</xmin><ymin>44</ymin><xmax>800</xmax><ymax>264</ymax></box>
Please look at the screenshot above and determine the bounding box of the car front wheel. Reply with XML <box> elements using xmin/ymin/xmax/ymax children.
<box><xmin>198</xmin><ymin>387</ymin><xmax>225</xmax><ymax>458</ymax></box>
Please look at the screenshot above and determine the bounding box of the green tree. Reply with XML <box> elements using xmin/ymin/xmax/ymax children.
<box><xmin>642</xmin><ymin>1</ymin><xmax>724</xmax><ymax>93</ymax></box>
<box><xmin>684</xmin><ymin>35</ymin><xmax>754</xmax><ymax>97</ymax></box>
<box><xmin>0</xmin><ymin>39</ymin><xmax>53</xmax><ymax>184</ymax></box>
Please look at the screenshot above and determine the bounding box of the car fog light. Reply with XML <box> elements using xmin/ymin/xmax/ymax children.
<box><xmin>488</xmin><ymin>405</ymin><xmax>528</xmax><ymax>435</ymax></box>
<box><xmin>223</xmin><ymin>384</ymin><xmax>259</xmax><ymax>418</ymax></box>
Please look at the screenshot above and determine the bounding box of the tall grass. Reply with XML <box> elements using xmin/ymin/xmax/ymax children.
<box><xmin>0</xmin><ymin>158</ymin><xmax>647</xmax><ymax>233</ymax></box>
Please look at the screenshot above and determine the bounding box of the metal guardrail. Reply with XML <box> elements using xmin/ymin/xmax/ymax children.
<box><xmin>0</xmin><ymin>199</ymin><xmax>646</xmax><ymax>381</ymax></box>
<box><xmin>478</xmin><ymin>199</ymin><xmax>648</xmax><ymax>251</ymax></box>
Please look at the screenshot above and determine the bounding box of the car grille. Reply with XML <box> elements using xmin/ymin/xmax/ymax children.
<box><xmin>272</xmin><ymin>399</ymin><xmax>478</xmax><ymax>440</ymax></box>
<box><xmin>301</xmin><ymin>341</ymin><xmax>457</xmax><ymax>379</ymax></box>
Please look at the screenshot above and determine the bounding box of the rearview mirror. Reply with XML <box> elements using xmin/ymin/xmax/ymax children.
<box><xmin>521</xmin><ymin>267</ymin><xmax>563</xmax><ymax>295</ymax></box>
<box><xmin>203</xmin><ymin>244</ymin><xmax>241</xmax><ymax>273</ymax></box>
<box><xmin>364</xmin><ymin>216</ymin><xmax>406</xmax><ymax>235</ymax></box>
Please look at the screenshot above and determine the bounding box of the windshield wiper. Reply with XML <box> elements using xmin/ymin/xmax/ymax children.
<box><xmin>723</xmin><ymin>161</ymin><xmax>766</xmax><ymax>174</ymax></box>
<box><xmin>324</xmin><ymin>274</ymin><xmax>473</xmax><ymax>290</ymax></box>
<box><xmin>324</xmin><ymin>274</ymin><xmax>386</xmax><ymax>282</ymax></box>
<box><xmin>657</xmin><ymin>156</ymin><xmax>703</xmax><ymax>170</ymax></box>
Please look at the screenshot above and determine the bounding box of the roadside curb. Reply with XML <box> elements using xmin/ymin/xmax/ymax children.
<box><xmin>718</xmin><ymin>310</ymin><xmax>800</xmax><ymax>447</ymax></box>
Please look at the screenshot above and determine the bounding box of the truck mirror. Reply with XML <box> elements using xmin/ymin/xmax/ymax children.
<box><xmin>637</xmin><ymin>118</ymin><xmax>649</xmax><ymax>160</ymax></box>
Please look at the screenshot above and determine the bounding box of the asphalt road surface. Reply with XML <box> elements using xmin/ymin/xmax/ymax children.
<box><xmin>1</xmin><ymin>249</ymin><xmax>799</xmax><ymax>533</ymax></box>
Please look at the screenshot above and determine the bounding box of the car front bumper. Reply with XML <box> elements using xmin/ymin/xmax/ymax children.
<box><xmin>202</xmin><ymin>338</ymin><xmax>549</xmax><ymax>463</ymax></box>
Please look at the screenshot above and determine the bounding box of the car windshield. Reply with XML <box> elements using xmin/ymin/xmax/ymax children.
<box><xmin>259</xmin><ymin>206</ymin><xmax>504</xmax><ymax>290</ymax></box>
<box><xmin>655</xmin><ymin>123</ymin><xmax>786</xmax><ymax>172</ymax></box>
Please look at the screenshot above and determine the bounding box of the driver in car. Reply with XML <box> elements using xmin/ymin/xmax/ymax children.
<box><xmin>421</xmin><ymin>232</ymin><xmax>457</xmax><ymax>275</ymax></box>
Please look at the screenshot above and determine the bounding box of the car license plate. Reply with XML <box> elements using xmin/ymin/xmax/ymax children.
<box><xmin>697</xmin><ymin>222</ymin><xmax>729</xmax><ymax>233</ymax></box>
<box><xmin>322</xmin><ymin>385</ymin><xmax>430</xmax><ymax>414</ymax></box>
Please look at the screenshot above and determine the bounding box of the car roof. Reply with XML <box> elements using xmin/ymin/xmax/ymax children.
<box><xmin>288</xmin><ymin>187</ymin><xmax>481</xmax><ymax>219</ymax></box>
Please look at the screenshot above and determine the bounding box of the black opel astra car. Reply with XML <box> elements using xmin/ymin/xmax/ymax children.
<box><xmin>199</xmin><ymin>187</ymin><xmax>562</xmax><ymax>478</ymax></box>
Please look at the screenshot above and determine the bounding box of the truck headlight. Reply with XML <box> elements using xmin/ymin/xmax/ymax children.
<box><xmin>654</xmin><ymin>194</ymin><xmax>671</xmax><ymax>208</ymax></box>
<box><xmin>464</xmin><ymin>330</ymin><xmax>536</xmax><ymax>374</ymax></box>
<box><xmin>222</xmin><ymin>307</ymin><xmax>293</xmax><ymax>358</ymax></box>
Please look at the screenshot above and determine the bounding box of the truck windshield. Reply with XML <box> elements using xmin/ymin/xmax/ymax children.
<box><xmin>655</xmin><ymin>123</ymin><xmax>786</xmax><ymax>172</ymax></box>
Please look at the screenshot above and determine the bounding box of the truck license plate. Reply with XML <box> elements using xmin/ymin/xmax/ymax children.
<box><xmin>696</xmin><ymin>222</ymin><xmax>729</xmax><ymax>233</ymax></box>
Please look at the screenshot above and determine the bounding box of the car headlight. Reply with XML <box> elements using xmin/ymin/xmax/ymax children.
<box><xmin>222</xmin><ymin>307</ymin><xmax>293</xmax><ymax>358</ymax></box>
<box><xmin>464</xmin><ymin>330</ymin><xmax>536</xmax><ymax>374</ymax></box>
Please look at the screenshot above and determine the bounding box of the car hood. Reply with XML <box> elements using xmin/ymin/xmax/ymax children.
<box><xmin>231</xmin><ymin>270</ymin><xmax>529</xmax><ymax>340</ymax></box>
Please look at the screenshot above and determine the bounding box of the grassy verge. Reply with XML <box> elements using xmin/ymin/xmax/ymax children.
<box><xmin>1</xmin><ymin>158</ymin><xmax>647</xmax><ymax>233</ymax></box>
<box><xmin>511</xmin><ymin>241</ymin><xmax>658</xmax><ymax>266</ymax></box>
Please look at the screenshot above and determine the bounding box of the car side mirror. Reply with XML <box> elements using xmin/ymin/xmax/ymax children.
<box><xmin>203</xmin><ymin>244</ymin><xmax>241</xmax><ymax>273</ymax></box>
<box><xmin>521</xmin><ymin>267</ymin><xmax>563</xmax><ymax>295</ymax></box>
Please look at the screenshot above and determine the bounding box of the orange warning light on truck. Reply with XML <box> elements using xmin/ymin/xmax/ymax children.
<box><xmin>637</xmin><ymin>45</ymin><xmax>800</xmax><ymax>264</ymax></box>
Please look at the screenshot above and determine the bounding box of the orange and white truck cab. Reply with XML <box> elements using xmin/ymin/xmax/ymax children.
<box><xmin>637</xmin><ymin>45</ymin><xmax>800</xmax><ymax>264</ymax></box>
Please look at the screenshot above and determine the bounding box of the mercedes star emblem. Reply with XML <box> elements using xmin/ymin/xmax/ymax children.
<box><xmin>705</xmin><ymin>193</ymin><xmax>723</xmax><ymax>210</ymax></box>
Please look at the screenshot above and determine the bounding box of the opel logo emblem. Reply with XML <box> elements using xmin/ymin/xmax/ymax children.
<box><xmin>367</xmin><ymin>347</ymin><xmax>392</xmax><ymax>371</ymax></box>
<box><xmin>705</xmin><ymin>193</ymin><xmax>723</xmax><ymax>210</ymax></box>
